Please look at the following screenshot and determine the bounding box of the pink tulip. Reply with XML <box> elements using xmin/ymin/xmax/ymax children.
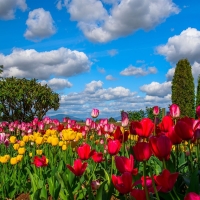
<box><xmin>170</xmin><ymin>104</ymin><xmax>180</xmax><ymax>118</ymax></box>
<box><xmin>85</xmin><ymin>118</ymin><xmax>92</xmax><ymax>126</ymax></box>
<box><xmin>121</xmin><ymin>111</ymin><xmax>129</xmax><ymax>127</ymax></box>
<box><xmin>153</xmin><ymin>106</ymin><xmax>159</xmax><ymax>115</ymax></box>
<box><xmin>91</xmin><ymin>108</ymin><xmax>99</xmax><ymax>118</ymax></box>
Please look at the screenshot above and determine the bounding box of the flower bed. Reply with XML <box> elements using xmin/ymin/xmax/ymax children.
<box><xmin>0</xmin><ymin>106</ymin><xmax>200</xmax><ymax>200</ymax></box>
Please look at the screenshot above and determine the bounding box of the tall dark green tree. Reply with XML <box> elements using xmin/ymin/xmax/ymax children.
<box><xmin>171</xmin><ymin>59</ymin><xmax>195</xmax><ymax>118</ymax></box>
<box><xmin>196</xmin><ymin>75</ymin><xmax>200</xmax><ymax>108</ymax></box>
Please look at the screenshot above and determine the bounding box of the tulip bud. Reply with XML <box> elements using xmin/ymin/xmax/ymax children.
<box><xmin>170</xmin><ymin>104</ymin><xmax>180</xmax><ymax>118</ymax></box>
<box><xmin>153</xmin><ymin>106</ymin><xmax>159</xmax><ymax>116</ymax></box>
<box><xmin>91</xmin><ymin>180</ymin><xmax>100</xmax><ymax>190</ymax></box>
<box><xmin>91</xmin><ymin>108</ymin><xmax>99</xmax><ymax>118</ymax></box>
<box><xmin>196</xmin><ymin>105</ymin><xmax>200</xmax><ymax>119</ymax></box>
<box><xmin>121</xmin><ymin>111</ymin><xmax>129</xmax><ymax>127</ymax></box>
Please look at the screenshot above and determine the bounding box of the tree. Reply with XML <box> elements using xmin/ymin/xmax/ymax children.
<box><xmin>196</xmin><ymin>75</ymin><xmax>200</xmax><ymax>108</ymax></box>
<box><xmin>127</xmin><ymin>109</ymin><xmax>145</xmax><ymax>121</ymax></box>
<box><xmin>0</xmin><ymin>77</ymin><xmax>60</xmax><ymax>122</ymax></box>
<box><xmin>108</xmin><ymin>117</ymin><xmax>116</xmax><ymax>123</ymax></box>
<box><xmin>171</xmin><ymin>59</ymin><xmax>195</xmax><ymax>118</ymax></box>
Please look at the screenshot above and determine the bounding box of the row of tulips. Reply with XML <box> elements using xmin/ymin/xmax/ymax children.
<box><xmin>0</xmin><ymin>104</ymin><xmax>200</xmax><ymax>199</ymax></box>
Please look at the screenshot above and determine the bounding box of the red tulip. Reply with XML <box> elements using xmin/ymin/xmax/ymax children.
<box><xmin>184</xmin><ymin>192</ymin><xmax>200</xmax><ymax>200</ymax></box>
<box><xmin>170</xmin><ymin>104</ymin><xmax>180</xmax><ymax>118</ymax></box>
<box><xmin>33</xmin><ymin>155</ymin><xmax>48</xmax><ymax>167</ymax></box>
<box><xmin>91</xmin><ymin>108</ymin><xmax>99</xmax><ymax>118</ymax></box>
<box><xmin>133</xmin><ymin>142</ymin><xmax>152</xmax><ymax>162</ymax></box>
<box><xmin>149</xmin><ymin>135</ymin><xmax>172</xmax><ymax>161</ymax></box>
<box><xmin>92</xmin><ymin>151</ymin><xmax>104</xmax><ymax>163</ymax></box>
<box><xmin>158</xmin><ymin>116</ymin><xmax>174</xmax><ymax>133</ymax></box>
<box><xmin>115</xmin><ymin>155</ymin><xmax>138</xmax><ymax>175</ymax></box>
<box><xmin>91</xmin><ymin>180</ymin><xmax>100</xmax><ymax>190</ymax></box>
<box><xmin>154</xmin><ymin>169</ymin><xmax>179</xmax><ymax>193</ymax></box>
<box><xmin>166</xmin><ymin>126</ymin><xmax>182</xmax><ymax>145</ymax></box>
<box><xmin>121</xmin><ymin>111</ymin><xmax>129</xmax><ymax>127</ymax></box>
<box><xmin>196</xmin><ymin>105</ymin><xmax>200</xmax><ymax>119</ymax></box>
<box><xmin>112</xmin><ymin>172</ymin><xmax>133</xmax><ymax>194</ymax></box>
<box><xmin>153</xmin><ymin>106</ymin><xmax>159</xmax><ymax>116</ymax></box>
<box><xmin>174</xmin><ymin>117</ymin><xmax>194</xmax><ymax>140</ymax></box>
<box><xmin>107</xmin><ymin>139</ymin><xmax>121</xmax><ymax>155</ymax></box>
<box><xmin>113</xmin><ymin>126</ymin><xmax>129</xmax><ymax>143</ymax></box>
<box><xmin>66</xmin><ymin>159</ymin><xmax>87</xmax><ymax>176</ymax></box>
<box><xmin>132</xmin><ymin>118</ymin><xmax>154</xmax><ymax>138</ymax></box>
<box><xmin>130</xmin><ymin>189</ymin><xmax>146</xmax><ymax>200</ymax></box>
<box><xmin>129</xmin><ymin>121</ymin><xmax>137</xmax><ymax>135</ymax></box>
<box><xmin>77</xmin><ymin>143</ymin><xmax>95</xmax><ymax>160</ymax></box>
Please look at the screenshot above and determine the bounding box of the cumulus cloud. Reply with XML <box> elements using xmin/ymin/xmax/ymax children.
<box><xmin>41</xmin><ymin>78</ymin><xmax>72</xmax><ymax>90</ymax></box>
<box><xmin>156</xmin><ymin>28</ymin><xmax>200</xmax><ymax>64</ymax></box>
<box><xmin>106</xmin><ymin>75</ymin><xmax>116</xmax><ymax>80</ymax></box>
<box><xmin>50</xmin><ymin>80</ymin><xmax>171</xmax><ymax>119</ymax></box>
<box><xmin>0</xmin><ymin>0</ymin><xmax>27</xmax><ymax>20</ymax></box>
<box><xmin>0</xmin><ymin>47</ymin><xmax>91</xmax><ymax>79</ymax></box>
<box><xmin>97</xmin><ymin>67</ymin><xmax>106</xmax><ymax>73</ymax></box>
<box><xmin>120</xmin><ymin>65</ymin><xmax>157</xmax><ymax>76</ymax></box>
<box><xmin>140</xmin><ymin>81</ymin><xmax>172</xmax><ymax>97</ymax></box>
<box><xmin>24</xmin><ymin>8</ymin><xmax>56</xmax><ymax>41</ymax></box>
<box><xmin>61</xmin><ymin>0</ymin><xmax>179</xmax><ymax>43</ymax></box>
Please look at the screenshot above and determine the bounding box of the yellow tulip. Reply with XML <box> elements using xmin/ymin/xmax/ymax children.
<box><xmin>10</xmin><ymin>157</ymin><xmax>18</xmax><ymax>165</ymax></box>
<box><xmin>29</xmin><ymin>152</ymin><xmax>33</xmax><ymax>157</ymax></box>
<box><xmin>22</xmin><ymin>135</ymin><xmax>29</xmax><ymax>143</ymax></box>
<box><xmin>19</xmin><ymin>141</ymin><xmax>25</xmax><ymax>147</ymax></box>
<box><xmin>47</xmin><ymin>136</ymin><xmax>53</xmax><ymax>144</ymax></box>
<box><xmin>62</xmin><ymin>144</ymin><xmax>67</xmax><ymax>151</ymax></box>
<box><xmin>18</xmin><ymin>147</ymin><xmax>26</xmax><ymax>155</ymax></box>
<box><xmin>10</xmin><ymin>136</ymin><xmax>17</xmax><ymax>144</ymax></box>
<box><xmin>28</xmin><ymin>135</ymin><xmax>35</xmax><ymax>141</ymax></box>
<box><xmin>36</xmin><ymin>150</ymin><xmax>43</xmax><ymax>155</ymax></box>
<box><xmin>13</xmin><ymin>143</ymin><xmax>20</xmax><ymax>150</ymax></box>
<box><xmin>35</xmin><ymin>137</ymin><xmax>43</xmax><ymax>145</ymax></box>
<box><xmin>51</xmin><ymin>137</ymin><xmax>59</xmax><ymax>146</ymax></box>
<box><xmin>59</xmin><ymin>141</ymin><xmax>64</xmax><ymax>146</ymax></box>
<box><xmin>16</xmin><ymin>155</ymin><xmax>23</xmax><ymax>162</ymax></box>
<box><xmin>62</xmin><ymin>129</ymin><xmax>77</xmax><ymax>141</ymax></box>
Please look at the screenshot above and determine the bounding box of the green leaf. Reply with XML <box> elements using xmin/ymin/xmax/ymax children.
<box><xmin>40</xmin><ymin>186</ymin><xmax>47</xmax><ymax>200</ymax></box>
<box><xmin>25</xmin><ymin>167</ymin><xmax>37</xmax><ymax>193</ymax></box>
<box><xmin>55</xmin><ymin>183</ymin><xmax>61</xmax><ymax>199</ymax></box>
<box><xmin>186</xmin><ymin>168</ymin><xmax>200</xmax><ymax>194</ymax></box>
<box><xmin>95</xmin><ymin>180</ymin><xmax>107</xmax><ymax>200</ymax></box>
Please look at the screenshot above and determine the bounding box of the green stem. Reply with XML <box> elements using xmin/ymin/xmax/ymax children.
<box><xmin>188</xmin><ymin>140</ymin><xmax>193</xmax><ymax>171</ymax></box>
<box><xmin>173</xmin><ymin>188</ymin><xmax>180</xmax><ymax>200</ymax></box>
<box><xmin>111</xmin><ymin>156</ymin><xmax>114</xmax><ymax>177</ymax></box>
<box><xmin>175</xmin><ymin>144</ymin><xmax>179</xmax><ymax>171</ymax></box>
<box><xmin>197</xmin><ymin>141</ymin><xmax>200</xmax><ymax>168</ymax></box>
<box><xmin>143</xmin><ymin>161</ymin><xmax>150</xmax><ymax>200</ymax></box>
<box><xmin>162</xmin><ymin>159</ymin><xmax>167</xmax><ymax>169</ymax></box>
<box><xmin>150</xmin><ymin>167</ymin><xmax>160</xmax><ymax>200</ymax></box>
<box><xmin>169</xmin><ymin>191</ymin><xmax>175</xmax><ymax>200</ymax></box>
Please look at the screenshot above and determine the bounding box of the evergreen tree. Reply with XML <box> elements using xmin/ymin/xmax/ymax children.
<box><xmin>171</xmin><ymin>59</ymin><xmax>195</xmax><ymax>118</ymax></box>
<box><xmin>196</xmin><ymin>75</ymin><xmax>200</xmax><ymax>108</ymax></box>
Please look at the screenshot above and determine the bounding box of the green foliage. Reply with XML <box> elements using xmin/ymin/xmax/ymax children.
<box><xmin>196</xmin><ymin>75</ymin><xmax>200</xmax><ymax>108</ymax></box>
<box><xmin>172</xmin><ymin>59</ymin><xmax>195</xmax><ymax>118</ymax></box>
<box><xmin>0</xmin><ymin>77</ymin><xmax>60</xmax><ymax>122</ymax></box>
<box><xmin>108</xmin><ymin>117</ymin><xmax>116</xmax><ymax>123</ymax></box>
<box><xmin>0</xmin><ymin>65</ymin><xmax>3</xmax><ymax>75</ymax></box>
<box><xmin>127</xmin><ymin>109</ymin><xmax>145</xmax><ymax>121</ymax></box>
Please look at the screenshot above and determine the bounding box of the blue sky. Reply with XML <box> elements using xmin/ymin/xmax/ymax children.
<box><xmin>0</xmin><ymin>0</ymin><xmax>200</xmax><ymax>119</ymax></box>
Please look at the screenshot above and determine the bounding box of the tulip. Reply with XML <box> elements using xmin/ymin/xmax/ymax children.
<box><xmin>153</xmin><ymin>106</ymin><xmax>159</xmax><ymax>116</ymax></box>
<box><xmin>184</xmin><ymin>192</ymin><xmax>200</xmax><ymax>200</ymax></box>
<box><xmin>115</xmin><ymin>154</ymin><xmax>138</xmax><ymax>175</ymax></box>
<box><xmin>196</xmin><ymin>105</ymin><xmax>200</xmax><ymax>119</ymax></box>
<box><xmin>132</xmin><ymin>118</ymin><xmax>154</xmax><ymax>138</ymax></box>
<box><xmin>130</xmin><ymin>189</ymin><xmax>146</xmax><ymax>200</ymax></box>
<box><xmin>10</xmin><ymin>157</ymin><xmax>18</xmax><ymax>165</ymax></box>
<box><xmin>113</xmin><ymin>126</ymin><xmax>129</xmax><ymax>143</ymax></box>
<box><xmin>107</xmin><ymin>139</ymin><xmax>121</xmax><ymax>155</ymax></box>
<box><xmin>91</xmin><ymin>108</ymin><xmax>99</xmax><ymax>118</ymax></box>
<box><xmin>85</xmin><ymin>118</ymin><xmax>92</xmax><ymax>126</ymax></box>
<box><xmin>158</xmin><ymin>116</ymin><xmax>174</xmax><ymax>133</ymax></box>
<box><xmin>166</xmin><ymin>126</ymin><xmax>182</xmax><ymax>145</ymax></box>
<box><xmin>92</xmin><ymin>151</ymin><xmax>104</xmax><ymax>163</ymax></box>
<box><xmin>33</xmin><ymin>155</ymin><xmax>48</xmax><ymax>167</ymax></box>
<box><xmin>91</xmin><ymin>180</ymin><xmax>100</xmax><ymax>190</ymax></box>
<box><xmin>66</xmin><ymin>159</ymin><xmax>87</xmax><ymax>176</ymax></box>
<box><xmin>77</xmin><ymin>143</ymin><xmax>95</xmax><ymax>160</ymax></box>
<box><xmin>174</xmin><ymin>117</ymin><xmax>194</xmax><ymax>140</ymax></box>
<box><xmin>121</xmin><ymin>111</ymin><xmax>129</xmax><ymax>127</ymax></box>
<box><xmin>170</xmin><ymin>104</ymin><xmax>180</xmax><ymax>118</ymax></box>
<box><xmin>18</xmin><ymin>147</ymin><xmax>26</xmax><ymax>155</ymax></box>
<box><xmin>112</xmin><ymin>172</ymin><xmax>133</xmax><ymax>194</ymax></box>
<box><xmin>149</xmin><ymin>135</ymin><xmax>172</xmax><ymax>161</ymax></box>
<box><xmin>133</xmin><ymin>142</ymin><xmax>152</xmax><ymax>162</ymax></box>
<box><xmin>9</xmin><ymin>136</ymin><xmax>16</xmax><ymax>144</ymax></box>
<box><xmin>154</xmin><ymin>169</ymin><xmax>179</xmax><ymax>193</ymax></box>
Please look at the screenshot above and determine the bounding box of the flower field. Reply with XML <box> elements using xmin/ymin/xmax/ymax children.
<box><xmin>0</xmin><ymin>105</ymin><xmax>200</xmax><ymax>200</ymax></box>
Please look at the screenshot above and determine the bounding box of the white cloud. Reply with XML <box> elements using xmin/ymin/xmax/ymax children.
<box><xmin>0</xmin><ymin>47</ymin><xmax>91</xmax><ymax>79</ymax></box>
<box><xmin>106</xmin><ymin>75</ymin><xmax>116</xmax><ymax>80</ymax></box>
<box><xmin>97</xmin><ymin>67</ymin><xmax>106</xmax><ymax>73</ymax></box>
<box><xmin>24</xmin><ymin>8</ymin><xmax>56</xmax><ymax>41</ymax></box>
<box><xmin>41</xmin><ymin>78</ymin><xmax>72</xmax><ymax>90</ymax></box>
<box><xmin>120</xmin><ymin>65</ymin><xmax>157</xmax><ymax>76</ymax></box>
<box><xmin>156</xmin><ymin>28</ymin><xmax>200</xmax><ymax>64</ymax></box>
<box><xmin>63</xmin><ymin>0</ymin><xmax>179</xmax><ymax>43</ymax></box>
<box><xmin>85</xmin><ymin>80</ymin><xmax>103</xmax><ymax>93</ymax></box>
<box><xmin>140</xmin><ymin>81</ymin><xmax>171</xmax><ymax>97</ymax></box>
<box><xmin>56</xmin><ymin>0</ymin><xmax>63</xmax><ymax>10</ymax></box>
<box><xmin>0</xmin><ymin>0</ymin><xmax>27</xmax><ymax>20</ymax></box>
<box><xmin>144</xmin><ymin>94</ymin><xmax>171</xmax><ymax>103</ymax></box>
<box><xmin>107</xmin><ymin>49</ymin><xmax>118</xmax><ymax>56</ymax></box>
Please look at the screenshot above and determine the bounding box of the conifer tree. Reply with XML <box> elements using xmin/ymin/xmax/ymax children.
<box><xmin>196</xmin><ymin>75</ymin><xmax>200</xmax><ymax>108</ymax></box>
<box><xmin>171</xmin><ymin>59</ymin><xmax>195</xmax><ymax>118</ymax></box>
